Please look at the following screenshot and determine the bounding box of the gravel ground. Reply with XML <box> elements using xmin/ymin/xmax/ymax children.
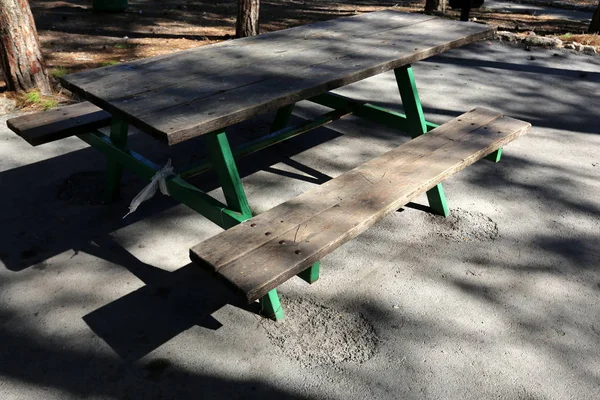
<box><xmin>0</xmin><ymin>40</ymin><xmax>599</xmax><ymax>399</ymax></box>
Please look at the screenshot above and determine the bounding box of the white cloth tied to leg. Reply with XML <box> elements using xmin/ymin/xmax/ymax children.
<box><xmin>124</xmin><ymin>159</ymin><xmax>175</xmax><ymax>218</ymax></box>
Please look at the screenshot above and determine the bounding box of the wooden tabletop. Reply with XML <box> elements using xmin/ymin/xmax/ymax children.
<box><xmin>61</xmin><ymin>11</ymin><xmax>494</xmax><ymax>145</ymax></box>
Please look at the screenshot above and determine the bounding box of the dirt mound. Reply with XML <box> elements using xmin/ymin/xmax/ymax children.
<box><xmin>261</xmin><ymin>296</ymin><xmax>379</xmax><ymax>368</ymax></box>
<box><xmin>426</xmin><ymin>208</ymin><xmax>499</xmax><ymax>242</ymax></box>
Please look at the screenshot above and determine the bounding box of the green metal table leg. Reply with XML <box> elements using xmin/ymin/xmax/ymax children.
<box><xmin>486</xmin><ymin>148</ymin><xmax>503</xmax><ymax>163</ymax></box>
<box><xmin>104</xmin><ymin>118</ymin><xmax>129</xmax><ymax>202</ymax></box>
<box><xmin>394</xmin><ymin>65</ymin><xmax>449</xmax><ymax>217</ymax></box>
<box><xmin>204</xmin><ymin>131</ymin><xmax>252</xmax><ymax>219</ymax></box>
<box><xmin>260</xmin><ymin>288</ymin><xmax>284</xmax><ymax>321</ymax></box>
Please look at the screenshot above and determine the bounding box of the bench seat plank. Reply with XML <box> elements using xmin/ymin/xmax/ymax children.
<box><xmin>7</xmin><ymin>102</ymin><xmax>111</xmax><ymax>146</ymax></box>
<box><xmin>190</xmin><ymin>108</ymin><xmax>531</xmax><ymax>302</ymax></box>
<box><xmin>191</xmin><ymin>108</ymin><xmax>503</xmax><ymax>270</ymax></box>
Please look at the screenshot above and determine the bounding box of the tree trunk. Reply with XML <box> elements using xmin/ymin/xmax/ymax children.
<box><xmin>460</xmin><ymin>0</ymin><xmax>473</xmax><ymax>21</ymax></box>
<box><xmin>589</xmin><ymin>1</ymin><xmax>600</xmax><ymax>33</ymax></box>
<box><xmin>0</xmin><ymin>0</ymin><xmax>51</xmax><ymax>95</ymax></box>
<box><xmin>425</xmin><ymin>0</ymin><xmax>446</xmax><ymax>13</ymax></box>
<box><xmin>236</xmin><ymin>0</ymin><xmax>259</xmax><ymax>38</ymax></box>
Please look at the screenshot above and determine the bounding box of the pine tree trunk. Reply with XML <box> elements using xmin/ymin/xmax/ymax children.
<box><xmin>236</xmin><ymin>0</ymin><xmax>259</xmax><ymax>38</ymax></box>
<box><xmin>0</xmin><ymin>0</ymin><xmax>51</xmax><ymax>95</ymax></box>
<box><xmin>589</xmin><ymin>1</ymin><xmax>600</xmax><ymax>33</ymax></box>
<box><xmin>425</xmin><ymin>0</ymin><xmax>446</xmax><ymax>13</ymax></box>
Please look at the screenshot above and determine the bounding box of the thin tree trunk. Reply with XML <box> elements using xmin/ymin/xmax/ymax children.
<box><xmin>460</xmin><ymin>0</ymin><xmax>473</xmax><ymax>21</ymax></box>
<box><xmin>236</xmin><ymin>0</ymin><xmax>259</xmax><ymax>38</ymax></box>
<box><xmin>589</xmin><ymin>1</ymin><xmax>600</xmax><ymax>33</ymax></box>
<box><xmin>0</xmin><ymin>0</ymin><xmax>51</xmax><ymax>95</ymax></box>
<box><xmin>425</xmin><ymin>0</ymin><xmax>446</xmax><ymax>13</ymax></box>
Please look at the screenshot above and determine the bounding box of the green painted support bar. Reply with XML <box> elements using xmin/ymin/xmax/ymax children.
<box><xmin>309</xmin><ymin>92</ymin><xmax>439</xmax><ymax>133</ymax></box>
<box><xmin>395</xmin><ymin>65</ymin><xmax>449</xmax><ymax>217</ymax></box>
<box><xmin>178</xmin><ymin>108</ymin><xmax>352</xmax><ymax>179</ymax></box>
<box><xmin>104</xmin><ymin>118</ymin><xmax>128</xmax><ymax>202</ymax></box>
<box><xmin>297</xmin><ymin>261</ymin><xmax>320</xmax><ymax>284</ymax></box>
<box><xmin>310</xmin><ymin>92</ymin><xmax>498</xmax><ymax>166</ymax></box>
<box><xmin>204</xmin><ymin>131</ymin><xmax>252</xmax><ymax>219</ymax></box>
<box><xmin>486</xmin><ymin>148</ymin><xmax>503</xmax><ymax>163</ymax></box>
<box><xmin>271</xmin><ymin>104</ymin><xmax>295</xmax><ymax>133</ymax></box>
<box><xmin>78</xmin><ymin>131</ymin><xmax>244</xmax><ymax>229</ymax></box>
<box><xmin>259</xmin><ymin>289</ymin><xmax>284</xmax><ymax>321</ymax></box>
<box><xmin>394</xmin><ymin>66</ymin><xmax>428</xmax><ymax>138</ymax></box>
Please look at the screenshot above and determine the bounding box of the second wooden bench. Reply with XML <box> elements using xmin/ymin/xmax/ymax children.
<box><xmin>189</xmin><ymin>107</ymin><xmax>531</xmax><ymax>320</ymax></box>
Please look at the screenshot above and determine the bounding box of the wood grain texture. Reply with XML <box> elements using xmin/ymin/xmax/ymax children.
<box><xmin>6</xmin><ymin>102</ymin><xmax>111</xmax><ymax>146</ymax></box>
<box><xmin>60</xmin><ymin>11</ymin><xmax>494</xmax><ymax>145</ymax></box>
<box><xmin>190</xmin><ymin>108</ymin><xmax>531</xmax><ymax>302</ymax></box>
<box><xmin>61</xmin><ymin>12</ymin><xmax>433</xmax><ymax>102</ymax></box>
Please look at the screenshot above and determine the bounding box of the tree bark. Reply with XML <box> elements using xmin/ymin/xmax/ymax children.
<box><xmin>460</xmin><ymin>0</ymin><xmax>473</xmax><ymax>21</ymax></box>
<box><xmin>425</xmin><ymin>0</ymin><xmax>446</xmax><ymax>13</ymax></box>
<box><xmin>236</xmin><ymin>0</ymin><xmax>259</xmax><ymax>38</ymax></box>
<box><xmin>589</xmin><ymin>1</ymin><xmax>600</xmax><ymax>33</ymax></box>
<box><xmin>0</xmin><ymin>0</ymin><xmax>51</xmax><ymax>95</ymax></box>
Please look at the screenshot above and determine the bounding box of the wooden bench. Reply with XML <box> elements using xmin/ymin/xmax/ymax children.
<box><xmin>7</xmin><ymin>102</ymin><xmax>111</xmax><ymax>146</ymax></box>
<box><xmin>189</xmin><ymin>108</ymin><xmax>531</xmax><ymax>313</ymax></box>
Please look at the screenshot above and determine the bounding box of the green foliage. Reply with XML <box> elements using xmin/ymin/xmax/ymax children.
<box><xmin>50</xmin><ymin>67</ymin><xmax>69</xmax><ymax>78</ymax></box>
<box><xmin>560</xmin><ymin>33</ymin><xmax>573</xmax><ymax>40</ymax></box>
<box><xmin>23</xmin><ymin>90</ymin><xmax>57</xmax><ymax>110</ymax></box>
<box><xmin>25</xmin><ymin>91</ymin><xmax>41</xmax><ymax>103</ymax></box>
<box><xmin>101</xmin><ymin>60</ymin><xmax>120</xmax><ymax>67</ymax></box>
<box><xmin>41</xmin><ymin>99</ymin><xmax>58</xmax><ymax>110</ymax></box>
<box><xmin>114</xmin><ymin>43</ymin><xmax>130</xmax><ymax>49</ymax></box>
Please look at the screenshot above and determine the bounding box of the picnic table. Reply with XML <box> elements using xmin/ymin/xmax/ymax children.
<box><xmin>9</xmin><ymin>10</ymin><xmax>531</xmax><ymax>320</ymax></box>
<box><xmin>58</xmin><ymin>10</ymin><xmax>493</xmax><ymax>223</ymax></box>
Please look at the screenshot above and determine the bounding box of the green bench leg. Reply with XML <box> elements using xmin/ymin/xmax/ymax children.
<box><xmin>297</xmin><ymin>261</ymin><xmax>320</xmax><ymax>284</ymax></box>
<box><xmin>104</xmin><ymin>118</ymin><xmax>129</xmax><ymax>202</ymax></box>
<box><xmin>394</xmin><ymin>65</ymin><xmax>449</xmax><ymax>217</ymax></box>
<box><xmin>486</xmin><ymin>148</ymin><xmax>503</xmax><ymax>163</ymax></box>
<box><xmin>204</xmin><ymin>130</ymin><xmax>252</xmax><ymax>220</ymax></box>
<box><xmin>260</xmin><ymin>288</ymin><xmax>285</xmax><ymax>321</ymax></box>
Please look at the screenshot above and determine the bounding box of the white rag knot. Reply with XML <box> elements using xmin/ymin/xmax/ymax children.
<box><xmin>124</xmin><ymin>159</ymin><xmax>175</xmax><ymax>218</ymax></box>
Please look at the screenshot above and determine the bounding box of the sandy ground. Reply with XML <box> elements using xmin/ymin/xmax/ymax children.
<box><xmin>1</xmin><ymin>40</ymin><xmax>599</xmax><ymax>399</ymax></box>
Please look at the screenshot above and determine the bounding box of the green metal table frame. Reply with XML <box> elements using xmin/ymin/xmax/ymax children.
<box><xmin>77</xmin><ymin>65</ymin><xmax>501</xmax><ymax>321</ymax></box>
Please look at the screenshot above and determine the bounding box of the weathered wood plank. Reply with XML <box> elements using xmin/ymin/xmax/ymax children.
<box><xmin>6</xmin><ymin>102</ymin><xmax>111</xmax><ymax>146</ymax></box>
<box><xmin>130</xmin><ymin>18</ymin><xmax>494</xmax><ymax>144</ymax></box>
<box><xmin>61</xmin><ymin>12</ymin><xmax>435</xmax><ymax>105</ymax></box>
<box><xmin>190</xmin><ymin>108</ymin><xmax>502</xmax><ymax>271</ymax></box>
<box><xmin>105</xmin><ymin>17</ymin><xmax>454</xmax><ymax>126</ymax></box>
<box><xmin>190</xmin><ymin>109</ymin><xmax>531</xmax><ymax>302</ymax></box>
<box><xmin>221</xmin><ymin>116</ymin><xmax>530</xmax><ymax>301</ymax></box>
<box><xmin>60</xmin><ymin>11</ymin><xmax>494</xmax><ymax>145</ymax></box>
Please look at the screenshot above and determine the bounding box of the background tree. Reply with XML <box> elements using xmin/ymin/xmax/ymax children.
<box><xmin>237</xmin><ymin>0</ymin><xmax>260</xmax><ymax>38</ymax></box>
<box><xmin>425</xmin><ymin>0</ymin><xmax>446</xmax><ymax>14</ymax></box>
<box><xmin>590</xmin><ymin>1</ymin><xmax>600</xmax><ymax>33</ymax></box>
<box><xmin>0</xmin><ymin>0</ymin><xmax>51</xmax><ymax>95</ymax></box>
